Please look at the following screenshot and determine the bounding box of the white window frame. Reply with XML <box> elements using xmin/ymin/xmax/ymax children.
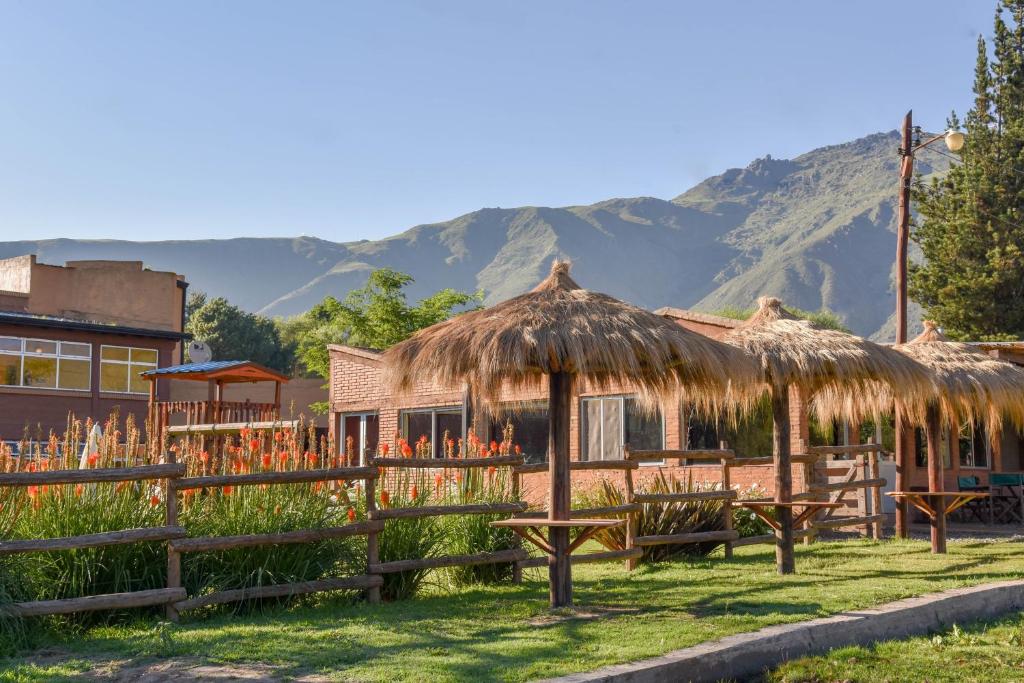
<box><xmin>580</xmin><ymin>395</ymin><xmax>665</xmax><ymax>465</ymax></box>
<box><xmin>399</xmin><ymin>406</ymin><xmax>464</xmax><ymax>458</ymax></box>
<box><xmin>99</xmin><ymin>344</ymin><xmax>158</xmax><ymax>395</ymax></box>
<box><xmin>0</xmin><ymin>336</ymin><xmax>92</xmax><ymax>392</ymax></box>
<box><xmin>340</xmin><ymin>412</ymin><xmax>379</xmax><ymax>466</ymax></box>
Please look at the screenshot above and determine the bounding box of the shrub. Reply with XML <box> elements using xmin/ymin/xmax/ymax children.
<box><xmin>732</xmin><ymin>483</ymin><xmax>774</xmax><ymax>538</ymax></box>
<box><xmin>443</xmin><ymin>466</ymin><xmax>520</xmax><ymax>587</ymax></box>
<box><xmin>575</xmin><ymin>472</ymin><xmax>728</xmax><ymax>563</ymax></box>
<box><xmin>376</xmin><ymin>468</ymin><xmax>443</xmax><ymax>601</ymax></box>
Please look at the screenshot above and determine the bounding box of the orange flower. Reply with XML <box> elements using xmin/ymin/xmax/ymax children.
<box><xmin>74</xmin><ymin>484</ymin><xmax>83</xmax><ymax>497</ymax></box>
<box><xmin>87</xmin><ymin>452</ymin><xmax>99</xmax><ymax>467</ymax></box>
<box><xmin>410</xmin><ymin>484</ymin><xmax>419</xmax><ymax>500</ymax></box>
<box><xmin>274</xmin><ymin>431</ymin><xmax>283</xmax><ymax>443</ymax></box>
<box><xmin>150</xmin><ymin>494</ymin><xmax>160</xmax><ymax>507</ymax></box>
<box><xmin>249</xmin><ymin>438</ymin><xmax>260</xmax><ymax>451</ymax></box>
<box><xmin>306</xmin><ymin>451</ymin><xmax>317</xmax><ymax>466</ymax></box>
<box><xmin>487</xmin><ymin>465</ymin><xmax>496</xmax><ymax>476</ymax></box>
<box><xmin>279</xmin><ymin>450</ymin><xmax>289</xmax><ymax>465</ymax></box>
<box><xmin>490</xmin><ymin>440</ymin><xmax>498</xmax><ymax>453</ymax></box>
<box><xmin>479</xmin><ymin>444</ymin><xmax>488</xmax><ymax>457</ymax></box>
<box><xmin>434</xmin><ymin>473</ymin><xmax>443</xmax><ymax>492</ymax></box>
<box><xmin>347</xmin><ymin>506</ymin><xmax>356</xmax><ymax>522</ymax></box>
<box><xmin>313</xmin><ymin>481</ymin><xmax>323</xmax><ymax>492</ymax></box>
<box><xmin>39</xmin><ymin>460</ymin><xmax>49</xmax><ymax>472</ymax></box>
<box><xmin>401</xmin><ymin>443</ymin><xmax>413</xmax><ymax>458</ymax></box>
<box><xmin>26</xmin><ymin>485</ymin><xmax>38</xmax><ymax>499</ymax></box>
<box><xmin>26</xmin><ymin>462</ymin><xmax>36</xmax><ymax>473</ymax></box>
<box><xmin>381</xmin><ymin>443</ymin><xmax>390</xmax><ymax>456</ymax></box>
<box><xmin>455</xmin><ymin>472</ymin><xmax>463</xmax><ymax>484</ymax></box>
<box><xmin>262</xmin><ymin>453</ymin><xmax>272</xmax><ymax>469</ymax></box>
<box><xmin>380</xmin><ymin>489</ymin><xmax>390</xmax><ymax>507</ymax></box>
<box><xmin>222</xmin><ymin>485</ymin><xmax>233</xmax><ymax>495</ymax></box>
<box><xmin>199</xmin><ymin>451</ymin><xmax>210</xmax><ymax>464</ymax></box>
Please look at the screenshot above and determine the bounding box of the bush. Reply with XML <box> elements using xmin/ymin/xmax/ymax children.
<box><xmin>575</xmin><ymin>472</ymin><xmax>728</xmax><ymax>563</ymax></box>
<box><xmin>376</xmin><ymin>469</ymin><xmax>444</xmax><ymax>601</ymax></box>
<box><xmin>442</xmin><ymin>467</ymin><xmax>520</xmax><ymax>586</ymax></box>
<box><xmin>732</xmin><ymin>483</ymin><xmax>774</xmax><ymax>538</ymax></box>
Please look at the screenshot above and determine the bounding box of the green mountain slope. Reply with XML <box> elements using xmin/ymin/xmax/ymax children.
<box><xmin>0</xmin><ymin>130</ymin><xmax>941</xmax><ymax>340</ymax></box>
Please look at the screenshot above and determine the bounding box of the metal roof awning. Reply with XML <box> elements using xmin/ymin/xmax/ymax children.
<box><xmin>140</xmin><ymin>360</ymin><xmax>289</xmax><ymax>383</ymax></box>
<box><xmin>0</xmin><ymin>310</ymin><xmax>192</xmax><ymax>341</ymax></box>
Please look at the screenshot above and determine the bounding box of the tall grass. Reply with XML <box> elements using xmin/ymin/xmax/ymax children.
<box><xmin>576</xmin><ymin>472</ymin><xmax>728</xmax><ymax>563</ymax></box>
<box><xmin>442</xmin><ymin>466</ymin><xmax>519</xmax><ymax>586</ymax></box>
<box><xmin>376</xmin><ymin>467</ymin><xmax>444</xmax><ymax>601</ymax></box>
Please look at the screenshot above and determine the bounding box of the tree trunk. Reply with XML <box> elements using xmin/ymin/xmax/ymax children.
<box><xmin>926</xmin><ymin>403</ymin><xmax>946</xmax><ymax>554</ymax></box>
<box><xmin>548</xmin><ymin>371</ymin><xmax>573</xmax><ymax>607</ymax></box>
<box><xmin>772</xmin><ymin>388</ymin><xmax>795</xmax><ymax>574</ymax></box>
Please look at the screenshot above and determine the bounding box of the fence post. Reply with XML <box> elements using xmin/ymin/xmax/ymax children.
<box><xmin>800</xmin><ymin>438</ymin><xmax>818</xmax><ymax>545</ymax></box>
<box><xmin>511</xmin><ymin>465</ymin><xmax>523</xmax><ymax>584</ymax></box>
<box><xmin>623</xmin><ymin>446</ymin><xmax>638</xmax><ymax>571</ymax></box>
<box><xmin>868</xmin><ymin>437</ymin><xmax>883</xmax><ymax>540</ymax></box>
<box><xmin>856</xmin><ymin>452</ymin><xmax>870</xmax><ymax>537</ymax></box>
<box><xmin>165</xmin><ymin>448</ymin><xmax>181</xmax><ymax>623</ymax></box>
<box><xmin>365</xmin><ymin>469</ymin><xmax>382</xmax><ymax>604</ymax></box>
<box><xmin>720</xmin><ymin>440</ymin><xmax>733</xmax><ymax>559</ymax></box>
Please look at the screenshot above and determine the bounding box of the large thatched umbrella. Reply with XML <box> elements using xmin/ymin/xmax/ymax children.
<box><xmin>385</xmin><ymin>260</ymin><xmax>759</xmax><ymax>607</ymax></box>
<box><xmin>893</xmin><ymin>321</ymin><xmax>1024</xmax><ymax>553</ymax></box>
<box><xmin>723</xmin><ymin>297</ymin><xmax>932</xmax><ymax>574</ymax></box>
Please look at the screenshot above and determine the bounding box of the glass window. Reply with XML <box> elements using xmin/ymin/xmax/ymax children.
<box><xmin>581</xmin><ymin>396</ymin><xmax>663</xmax><ymax>461</ymax></box>
<box><xmin>685</xmin><ymin>398</ymin><xmax>773</xmax><ymax>460</ymax></box>
<box><xmin>959</xmin><ymin>424</ymin><xmax>989</xmax><ymax>468</ymax></box>
<box><xmin>58</xmin><ymin>358</ymin><xmax>91</xmax><ymax>390</ymax></box>
<box><xmin>400</xmin><ymin>407</ymin><xmax>463</xmax><ymax>458</ymax></box>
<box><xmin>23</xmin><ymin>357</ymin><xmax>57</xmax><ymax>388</ymax></box>
<box><xmin>0</xmin><ymin>336</ymin><xmax>92</xmax><ymax>390</ymax></box>
<box><xmin>100</xmin><ymin>345</ymin><xmax>158</xmax><ymax>394</ymax></box>
<box><xmin>0</xmin><ymin>354</ymin><xmax>21</xmax><ymax>386</ymax></box>
<box><xmin>342</xmin><ymin>413</ymin><xmax>380</xmax><ymax>465</ymax></box>
<box><xmin>490</xmin><ymin>402</ymin><xmax>549</xmax><ymax>464</ymax></box>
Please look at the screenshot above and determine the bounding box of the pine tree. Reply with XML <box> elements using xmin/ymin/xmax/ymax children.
<box><xmin>910</xmin><ymin>1</ymin><xmax>1024</xmax><ymax>340</ymax></box>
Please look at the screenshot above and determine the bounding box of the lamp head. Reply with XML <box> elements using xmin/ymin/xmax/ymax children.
<box><xmin>944</xmin><ymin>129</ymin><xmax>965</xmax><ymax>152</ymax></box>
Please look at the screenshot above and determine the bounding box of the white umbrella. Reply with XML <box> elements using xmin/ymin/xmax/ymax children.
<box><xmin>78</xmin><ymin>423</ymin><xmax>102</xmax><ymax>469</ymax></box>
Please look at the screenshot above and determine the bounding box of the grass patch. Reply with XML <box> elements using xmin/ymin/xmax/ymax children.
<box><xmin>769</xmin><ymin>612</ymin><xmax>1024</xmax><ymax>682</ymax></box>
<box><xmin>1</xmin><ymin>538</ymin><xmax>1023</xmax><ymax>681</ymax></box>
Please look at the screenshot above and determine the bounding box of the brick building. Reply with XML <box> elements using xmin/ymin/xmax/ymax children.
<box><xmin>0</xmin><ymin>255</ymin><xmax>189</xmax><ymax>443</ymax></box>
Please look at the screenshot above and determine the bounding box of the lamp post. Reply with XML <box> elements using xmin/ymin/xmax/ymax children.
<box><xmin>893</xmin><ymin>110</ymin><xmax>965</xmax><ymax>538</ymax></box>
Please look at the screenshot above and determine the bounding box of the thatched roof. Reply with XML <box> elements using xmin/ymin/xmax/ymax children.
<box><xmin>383</xmin><ymin>261</ymin><xmax>760</xmax><ymax>412</ymax></box>
<box><xmin>723</xmin><ymin>297</ymin><xmax>933</xmax><ymax>421</ymax></box>
<box><xmin>893</xmin><ymin>321</ymin><xmax>1024</xmax><ymax>430</ymax></box>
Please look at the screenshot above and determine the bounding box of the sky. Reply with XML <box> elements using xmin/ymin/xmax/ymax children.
<box><xmin>0</xmin><ymin>1</ymin><xmax>998</xmax><ymax>243</ymax></box>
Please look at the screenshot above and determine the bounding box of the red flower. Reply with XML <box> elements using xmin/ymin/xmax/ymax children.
<box><xmin>26</xmin><ymin>462</ymin><xmax>36</xmax><ymax>473</ymax></box>
<box><xmin>87</xmin><ymin>452</ymin><xmax>99</xmax><ymax>467</ymax></box>
<box><xmin>249</xmin><ymin>438</ymin><xmax>260</xmax><ymax>452</ymax></box>
<box><xmin>410</xmin><ymin>484</ymin><xmax>419</xmax><ymax>500</ymax></box>
<box><xmin>262</xmin><ymin>453</ymin><xmax>272</xmax><ymax>469</ymax></box>
<box><xmin>479</xmin><ymin>444</ymin><xmax>488</xmax><ymax>457</ymax></box>
<box><xmin>381</xmin><ymin>443</ymin><xmax>390</xmax><ymax>456</ymax></box>
<box><xmin>306</xmin><ymin>451</ymin><xmax>317</xmax><ymax>466</ymax></box>
<box><xmin>26</xmin><ymin>485</ymin><xmax>38</xmax><ymax>498</ymax></box>
<box><xmin>487</xmin><ymin>466</ymin><xmax>496</xmax><ymax>476</ymax></box>
<box><xmin>435</xmin><ymin>473</ymin><xmax>443</xmax><ymax>492</ymax></box>
<box><xmin>347</xmin><ymin>506</ymin><xmax>356</xmax><ymax>522</ymax></box>
<box><xmin>380</xmin><ymin>489</ymin><xmax>390</xmax><ymax>507</ymax></box>
<box><xmin>222</xmin><ymin>485</ymin><xmax>233</xmax><ymax>495</ymax></box>
<box><xmin>274</xmin><ymin>431</ymin><xmax>283</xmax><ymax>443</ymax></box>
<box><xmin>418</xmin><ymin>434</ymin><xmax>428</xmax><ymax>444</ymax></box>
<box><xmin>199</xmin><ymin>451</ymin><xmax>210</xmax><ymax>464</ymax></box>
<box><xmin>150</xmin><ymin>494</ymin><xmax>160</xmax><ymax>507</ymax></box>
<box><xmin>401</xmin><ymin>443</ymin><xmax>413</xmax><ymax>458</ymax></box>
<box><xmin>490</xmin><ymin>440</ymin><xmax>498</xmax><ymax>453</ymax></box>
<box><xmin>74</xmin><ymin>484</ymin><xmax>83</xmax><ymax>497</ymax></box>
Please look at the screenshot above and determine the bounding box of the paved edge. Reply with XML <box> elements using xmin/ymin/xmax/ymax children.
<box><xmin>540</xmin><ymin>579</ymin><xmax>1024</xmax><ymax>683</ymax></box>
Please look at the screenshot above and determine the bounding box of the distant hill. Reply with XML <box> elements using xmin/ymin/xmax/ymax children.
<box><xmin>0</xmin><ymin>131</ymin><xmax>943</xmax><ymax>340</ymax></box>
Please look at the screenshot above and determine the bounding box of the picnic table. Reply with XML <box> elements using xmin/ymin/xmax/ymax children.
<box><xmin>490</xmin><ymin>518</ymin><xmax>625</xmax><ymax>556</ymax></box>
<box><xmin>735</xmin><ymin>501</ymin><xmax>843</xmax><ymax>530</ymax></box>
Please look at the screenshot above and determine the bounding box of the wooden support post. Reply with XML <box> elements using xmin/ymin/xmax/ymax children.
<box><xmin>548</xmin><ymin>371</ymin><xmax>573</xmax><ymax>607</ymax></box>
<box><xmin>772</xmin><ymin>387</ymin><xmax>795</xmax><ymax>574</ymax></box>
<box><xmin>799</xmin><ymin>437</ymin><xmax>817</xmax><ymax>546</ymax></box>
<box><xmin>164</xmin><ymin>450</ymin><xmax>181</xmax><ymax>623</ymax></box>
<box><xmin>868</xmin><ymin>438</ymin><xmax>884</xmax><ymax>540</ymax></box>
<box><xmin>511</xmin><ymin>464</ymin><xmax>523</xmax><ymax>584</ymax></box>
<box><xmin>273</xmin><ymin>381</ymin><xmax>282</xmax><ymax>419</ymax></box>
<box><xmin>720</xmin><ymin>440</ymin><xmax>733</xmax><ymax>559</ymax></box>
<box><xmin>926</xmin><ymin>404</ymin><xmax>947</xmax><ymax>553</ymax></box>
<box><xmin>365</xmin><ymin>473</ymin><xmax>382</xmax><ymax>603</ymax></box>
<box><xmin>623</xmin><ymin>446</ymin><xmax>639</xmax><ymax>570</ymax></box>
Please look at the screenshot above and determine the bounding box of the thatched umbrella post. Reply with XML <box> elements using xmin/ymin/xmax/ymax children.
<box><xmin>384</xmin><ymin>261</ymin><xmax>758</xmax><ymax>608</ymax></box>
<box><xmin>725</xmin><ymin>298</ymin><xmax>932</xmax><ymax>575</ymax></box>
<box><xmin>770</xmin><ymin>385</ymin><xmax>795</xmax><ymax>573</ymax></box>
<box><xmin>893</xmin><ymin>321</ymin><xmax>1024</xmax><ymax>554</ymax></box>
<box><xmin>548</xmin><ymin>370</ymin><xmax>573</xmax><ymax>605</ymax></box>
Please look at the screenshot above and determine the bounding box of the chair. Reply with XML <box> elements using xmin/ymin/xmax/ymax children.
<box><xmin>956</xmin><ymin>476</ymin><xmax>990</xmax><ymax>524</ymax></box>
<box><xmin>989</xmin><ymin>473</ymin><xmax>1024</xmax><ymax>524</ymax></box>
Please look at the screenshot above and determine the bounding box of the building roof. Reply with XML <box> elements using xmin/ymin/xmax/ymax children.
<box><xmin>0</xmin><ymin>310</ymin><xmax>191</xmax><ymax>341</ymax></box>
<box><xmin>654</xmin><ymin>306</ymin><xmax>742</xmax><ymax>329</ymax></box>
<box><xmin>140</xmin><ymin>360</ymin><xmax>289</xmax><ymax>383</ymax></box>
<box><xmin>327</xmin><ymin>344</ymin><xmax>383</xmax><ymax>362</ymax></box>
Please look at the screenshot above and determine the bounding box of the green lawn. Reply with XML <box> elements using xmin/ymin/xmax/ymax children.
<box><xmin>2</xmin><ymin>538</ymin><xmax>1023</xmax><ymax>682</ymax></box>
<box><xmin>769</xmin><ymin>612</ymin><xmax>1024</xmax><ymax>682</ymax></box>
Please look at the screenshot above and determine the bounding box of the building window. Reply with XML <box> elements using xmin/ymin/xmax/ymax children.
<box><xmin>489</xmin><ymin>402</ymin><xmax>549</xmax><ymax>464</ymax></box>
<box><xmin>341</xmin><ymin>412</ymin><xmax>379</xmax><ymax>466</ymax></box>
<box><xmin>100</xmin><ymin>345</ymin><xmax>158</xmax><ymax>394</ymax></box>
<box><xmin>0</xmin><ymin>336</ymin><xmax>92</xmax><ymax>391</ymax></box>
<box><xmin>959</xmin><ymin>424</ymin><xmax>989</xmax><ymax>469</ymax></box>
<box><xmin>581</xmin><ymin>396</ymin><xmax>663</xmax><ymax>461</ymax></box>
<box><xmin>683</xmin><ymin>398</ymin><xmax>772</xmax><ymax>460</ymax></box>
<box><xmin>400</xmin><ymin>407</ymin><xmax>462</xmax><ymax>458</ymax></box>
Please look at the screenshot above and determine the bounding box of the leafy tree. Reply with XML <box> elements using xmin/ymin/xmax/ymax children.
<box><xmin>291</xmin><ymin>268</ymin><xmax>482</xmax><ymax>380</ymax></box>
<box><xmin>911</xmin><ymin>1</ymin><xmax>1024</xmax><ymax>340</ymax></box>
<box><xmin>712</xmin><ymin>305</ymin><xmax>850</xmax><ymax>332</ymax></box>
<box><xmin>185</xmin><ymin>296</ymin><xmax>292</xmax><ymax>372</ymax></box>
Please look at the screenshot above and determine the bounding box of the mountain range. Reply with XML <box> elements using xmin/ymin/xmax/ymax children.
<box><xmin>0</xmin><ymin>130</ymin><xmax>944</xmax><ymax>341</ymax></box>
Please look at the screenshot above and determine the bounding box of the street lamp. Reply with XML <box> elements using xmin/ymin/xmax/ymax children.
<box><xmin>893</xmin><ymin>109</ymin><xmax>964</xmax><ymax>538</ymax></box>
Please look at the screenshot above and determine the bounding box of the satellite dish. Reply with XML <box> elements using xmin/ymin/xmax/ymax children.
<box><xmin>188</xmin><ymin>341</ymin><xmax>212</xmax><ymax>364</ymax></box>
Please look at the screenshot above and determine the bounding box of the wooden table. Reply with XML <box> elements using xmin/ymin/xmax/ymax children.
<box><xmin>736</xmin><ymin>501</ymin><xmax>843</xmax><ymax>530</ymax></box>
<box><xmin>990</xmin><ymin>473</ymin><xmax>1024</xmax><ymax>524</ymax></box>
<box><xmin>490</xmin><ymin>518</ymin><xmax>625</xmax><ymax>556</ymax></box>
<box><xmin>886</xmin><ymin>491</ymin><xmax>990</xmax><ymax>520</ymax></box>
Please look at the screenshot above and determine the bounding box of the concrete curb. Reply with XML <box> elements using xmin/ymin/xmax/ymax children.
<box><xmin>542</xmin><ymin>580</ymin><xmax>1024</xmax><ymax>683</ymax></box>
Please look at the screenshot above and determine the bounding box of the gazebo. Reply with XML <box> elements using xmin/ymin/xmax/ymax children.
<box><xmin>142</xmin><ymin>360</ymin><xmax>289</xmax><ymax>443</ymax></box>
<box><xmin>384</xmin><ymin>260</ymin><xmax>759</xmax><ymax>607</ymax></box>
<box><xmin>892</xmin><ymin>321</ymin><xmax>1024</xmax><ymax>552</ymax></box>
<box><xmin>723</xmin><ymin>297</ymin><xmax>932</xmax><ymax>574</ymax></box>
